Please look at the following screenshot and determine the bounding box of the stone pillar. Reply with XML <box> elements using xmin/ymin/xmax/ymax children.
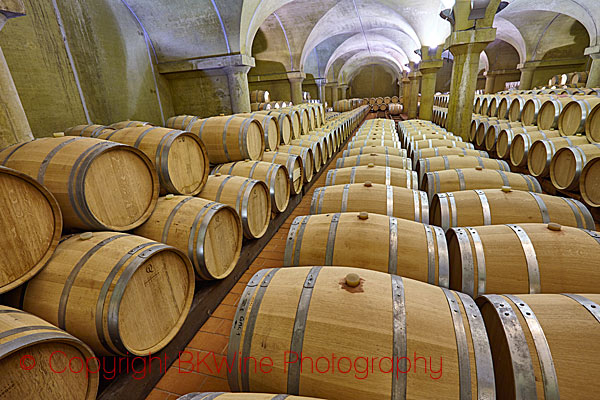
<box><xmin>224</xmin><ymin>65</ymin><xmax>252</xmax><ymax>114</ymax></box>
<box><xmin>401</xmin><ymin>74</ymin><xmax>410</xmax><ymax>114</ymax></box>
<box><xmin>585</xmin><ymin>46</ymin><xmax>600</xmax><ymax>88</ymax></box>
<box><xmin>484</xmin><ymin>71</ymin><xmax>496</xmax><ymax>93</ymax></box>
<box><xmin>287</xmin><ymin>71</ymin><xmax>305</xmax><ymax>105</ymax></box>
<box><xmin>315</xmin><ymin>78</ymin><xmax>326</xmax><ymax>105</ymax></box>
<box><xmin>518</xmin><ymin>63</ymin><xmax>536</xmax><ymax>90</ymax></box>
<box><xmin>406</xmin><ymin>62</ymin><xmax>420</xmax><ymax>119</ymax></box>
<box><xmin>446</xmin><ymin>29</ymin><xmax>496</xmax><ymax>138</ymax></box>
<box><xmin>327</xmin><ymin>83</ymin><xmax>339</xmax><ymax>104</ymax></box>
<box><xmin>0</xmin><ymin>5</ymin><xmax>34</xmax><ymax>148</ymax></box>
<box><xmin>419</xmin><ymin>47</ymin><xmax>443</xmax><ymax>121</ymax></box>
<box><xmin>339</xmin><ymin>84</ymin><xmax>348</xmax><ymax>100</ymax></box>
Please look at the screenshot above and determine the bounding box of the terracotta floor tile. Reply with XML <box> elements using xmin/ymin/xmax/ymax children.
<box><xmin>155</xmin><ymin>366</ymin><xmax>206</xmax><ymax>395</ymax></box>
<box><xmin>197</xmin><ymin>375</ymin><xmax>231</xmax><ymax>392</ymax></box>
<box><xmin>212</xmin><ymin>304</ymin><xmax>237</xmax><ymax>320</ymax></box>
<box><xmin>200</xmin><ymin>317</ymin><xmax>224</xmax><ymax>334</ymax></box>
<box><xmin>188</xmin><ymin>331</ymin><xmax>229</xmax><ymax>354</ymax></box>
<box><xmin>145</xmin><ymin>389</ymin><xmax>171</xmax><ymax>400</ymax></box>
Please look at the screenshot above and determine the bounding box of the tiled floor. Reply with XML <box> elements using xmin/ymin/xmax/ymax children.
<box><xmin>146</xmin><ymin>114</ymin><xmax>374</xmax><ymax>400</ymax></box>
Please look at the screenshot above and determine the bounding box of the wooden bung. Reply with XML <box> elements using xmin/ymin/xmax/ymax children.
<box><xmin>0</xmin><ymin>137</ymin><xmax>159</xmax><ymax>231</ymax></box>
<box><xmin>197</xmin><ymin>175</ymin><xmax>271</xmax><ymax>239</ymax></box>
<box><xmin>65</xmin><ymin>125</ymin><xmax>210</xmax><ymax>196</ymax></box>
<box><xmin>431</xmin><ymin>188</ymin><xmax>594</xmax><ymax>231</ymax></box>
<box><xmin>0</xmin><ymin>306</ymin><xmax>99</xmax><ymax>399</ymax></box>
<box><xmin>229</xmin><ymin>267</ymin><xmax>494</xmax><ymax>399</ymax></box>
<box><xmin>134</xmin><ymin>196</ymin><xmax>242</xmax><ymax>280</ymax></box>
<box><xmin>310</xmin><ymin>182</ymin><xmax>429</xmax><ymax>223</ymax></box>
<box><xmin>284</xmin><ymin>213</ymin><xmax>448</xmax><ymax>285</ymax></box>
<box><xmin>4</xmin><ymin>232</ymin><xmax>195</xmax><ymax>356</ymax></box>
<box><xmin>478</xmin><ymin>293</ymin><xmax>600</xmax><ymax>399</ymax></box>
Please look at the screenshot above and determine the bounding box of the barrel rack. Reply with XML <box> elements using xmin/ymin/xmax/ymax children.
<box><xmin>97</xmin><ymin>114</ymin><xmax>368</xmax><ymax>400</ymax></box>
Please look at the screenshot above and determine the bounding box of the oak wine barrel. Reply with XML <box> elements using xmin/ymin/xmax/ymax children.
<box><xmin>250</xmin><ymin>103</ymin><xmax>272</xmax><ymax>111</ymax></box>
<box><xmin>284</xmin><ymin>212</ymin><xmax>448</xmax><ymax>285</ymax></box>
<box><xmin>262</xmin><ymin>151</ymin><xmax>304</xmax><ymax>195</ymax></box>
<box><xmin>484</xmin><ymin>121</ymin><xmax>522</xmax><ymax>152</ymax></box>
<box><xmin>109</xmin><ymin>120</ymin><xmax>151</xmax><ymax>129</ymax></box>
<box><xmin>255</xmin><ymin>110</ymin><xmax>292</xmax><ymax>145</ymax></box>
<box><xmin>409</xmin><ymin>139</ymin><xmax>474</xmax><ymax>159</ymax></box>
<box><xmin>311</xmin><ymin>182</ymin><xmax>428</xmax><ymax>222</ymax></box>
<box><xmin>212</xmin><ymin>161</ymin><xmax>290</xmax><ymax>213</ymax></box>
<box><xmin>550</xmin><ymin>143</ymin><xmax>600</xmax><ymax>190</ymax></box>
<box><xmin>416</xmin><ymin>155</ymin><xmax>509</xmax><ymax>184</ymax></box>
<box><xmin>286</xmin><ymin>141</ymin><xmax>323</xmax><ymax>172</ymax></box>
<box><xmin>422</xmin><ymin>168</ymin><xmax>541</xmax><ymax>200</ymax></box>
<box><xmin>0</xmin><ymin>137</ymin><xmax>159</xmax><ymax>231</ymax></box>
<box><xmin>584</xmin><ymin>101</ymin><xmax>600</xmax><ymax>143</ymax></box>
<box><xmin>236</xmin><ymin>113</ymin><xmax>280</xmax><ymax>151</ymax></box>
<box><xmin>527</xmin><ymin>135</ymin><xmax>589</xmax><ymax>177</ymax></box>
<box><xmin>229</xmin><ymin>266</ymin><xmax>494</xmax><ymax>400</ymax></box>
<box><xmin>342</xmin><ymin>146</ymin><xmax>407</xmax><ymax>158</ymax></box>
<box><xmin>495</xmin><ymin>126</ymin><xmax>539</xmax><ymax>159</ymax></box>
<box><xmin>0</xmin><ymin>166</ymin><xmax>62</xmax><ymax>294</ymax></box>
<box><xmin>0</xmin><ymin>306</ymin><xmax>99</xmax><ymax>399</ymax></box>
<box><xmin>580</xmin><ymin>157</ymin><xmax>600</xmax><ymax>206</ymax></box>
<box><xmin>134</xmin><ymin>196</ymin><xmax>242</xmax><ymax>280</ymax></box>
<box><xmin>477</xmin><ymin>293</ymin><xmax>600</xmax><ymax>399</ymax></box>
<box><xmin>431</xmin><ymin>188</ymin><xmax>594</xmax><ymax>231</ymax></box>
<box><xmin>509</xmin><ymin>130</ymin><xmax>561</xmax><ymax>168</ymax></box>
<box><xmin>448</xmin><ymin>223</ymin><xmax>600</xmax><ymax>297</ymax></box>
<box><xmin>65</xmin><ymin>125</ymin><xmax>209</xmax><ymax>196</ymax></box>
<box><xmin>558</xmin><ymin>97</ymin><xmax>600</xmax><ymax>136</ymax></box>
<box><xmin>346</xmin><ymin>138</ymin><xmax>401</xmax><ymax>149</ymax></box>
<box><xmin>413</xmin><ymin>147</ymin><xmax>489</xmax><ymax>167</ymax></box>
<box><xmin>64</xmin><ymin>124</ymin><xmax>114</xmax><ymax>137</ymax></box>
<box><xmin>336</xmin><ymin>154</ymin><xmax>411</xmax><ymax>170</ymax></box>
<box><xmin>275</xmin><ymin>145</ymin><xmax>314</xmax><ymax>183</ymax></box>
<box><xmin>6</xmin><ymin>232</ymin><xmax>195</xmax><ymax>356</ymax></box>
<box><xmin>326</xmin><ymin>165</ymin><xmax>418</xmax><ymax>189</ymax></box>
<box><xmin>198</xmin><ymin>175</ymin><xmax>270</xmax><ymax>239</ymax></box>
<box><xmin>538</xmin><ymin>96</ymin><xmax>580</xmax><ymax>130</ymax></box>
<box><xmin>188</xmin><ymin>116</ymin><xmax>264</xmax><ymax>164</ymax></box>
<box><xmin>180</xmin><ymin>394</ymin><xmax>321</xmax><ymax>400</ymax></box>
<box><xmin>166</xmin><ymin>115</ymin><xmax>201</xmax><ymax>130</ymax></box>
<box><xmin>250</xmin><ymin>90</ymin><xmax>270</xmax><ymax>103</ymax></box>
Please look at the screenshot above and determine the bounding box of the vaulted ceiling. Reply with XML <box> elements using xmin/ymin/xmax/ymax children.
<box><xmin>121</xmin><ymin>0</ymin><xmax>599</xmax><ymax>83</ymax></box>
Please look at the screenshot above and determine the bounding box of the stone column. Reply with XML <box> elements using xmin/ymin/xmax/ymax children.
<box><xmin>584</xmin><ymin>46</ymin><xmax>600</xmax><ymax>88</ymax></box>
<box><xmin>315</xmin><ymin>78</ymin><xmax>326</xmax><ymax>105</ymax></box>
<box><xmin>484</xmin><ymin>71</ymin><xmax>496</xmax><ymax>93</ymax></box>
<box><xmin>446</xmin><ymin>28</ymin><xmax>496</xmax><ymax>138</ymax></box>
<box><xmin>224</xmin><ymin>65</ymin><xmax>252</xmax><ymax>114</ymax></box>
<box><xmin>518</xmin><ymin>63</ymin><xmax>536</xmax><ymax>90</ymax></box>
<box><xmin>339</xmin><ymin>84</ymin><xmax>348</xmax><ymax>100</ymax></box>
<box><xmin>406</xmin><ymin>62</ymin><xmax>421</xmax><ymax>119</ymax></box>
<box><xmin>0</xmin><ymin>4</ymin><xmax>34</xmax><ymax>148</ymax></box>
<box><xmin>419</xmin><ymin>47</ymin><xmax>443</xmax><ymax>121</ymax></box>
<box><xmin>401</xmin><ymin>74</ymin><xmax>410</xmax><ymax>114</ymax></box>
<box><xmin>327</xmin><ymin>82</ymin><xmax>339</xmax><ymax>104</ymax></box>
<box><xmin>287</xmin><ymin>71</ymin><xmax>305</xmax><ymax>105</ymax></box>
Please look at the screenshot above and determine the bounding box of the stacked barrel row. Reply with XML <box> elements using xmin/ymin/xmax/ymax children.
<box><xmin>470</xmin><ymin>88</ymin><xmax>600</xmax><ymax>208</ymax></box>
<box><xmin>432</xmin><ymin>94</ymin><xmax>449</xmax><ymax>128</ymax></box>
<box><xmin>225</xmin><ymin>117</ymin><xmax>600</xmax><ymax>400</ymax></box>
<box><xmin>332</xmin><ymin>98</ymin><xmax>365</xmax><ymax>112</ymax></box>
<box><xmin>548</xmin><ymin>71</ymin><xmax>589</xmax><ymax>86</ymax></box>
<box><xmin>0</xmin><ymin>103</ymin><xmax>368</xmax><ymax>398</ymax></box>
<box><xmin>249</xmin><ymin>89</ymin><xmax>298</xmax><ymax>112</ymax></box>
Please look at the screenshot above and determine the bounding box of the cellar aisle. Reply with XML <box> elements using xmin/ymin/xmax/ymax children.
<box><xmin>146</xmin><ymin>114</ymin><xmax>378</xmax><ymax>400</ymax></box>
